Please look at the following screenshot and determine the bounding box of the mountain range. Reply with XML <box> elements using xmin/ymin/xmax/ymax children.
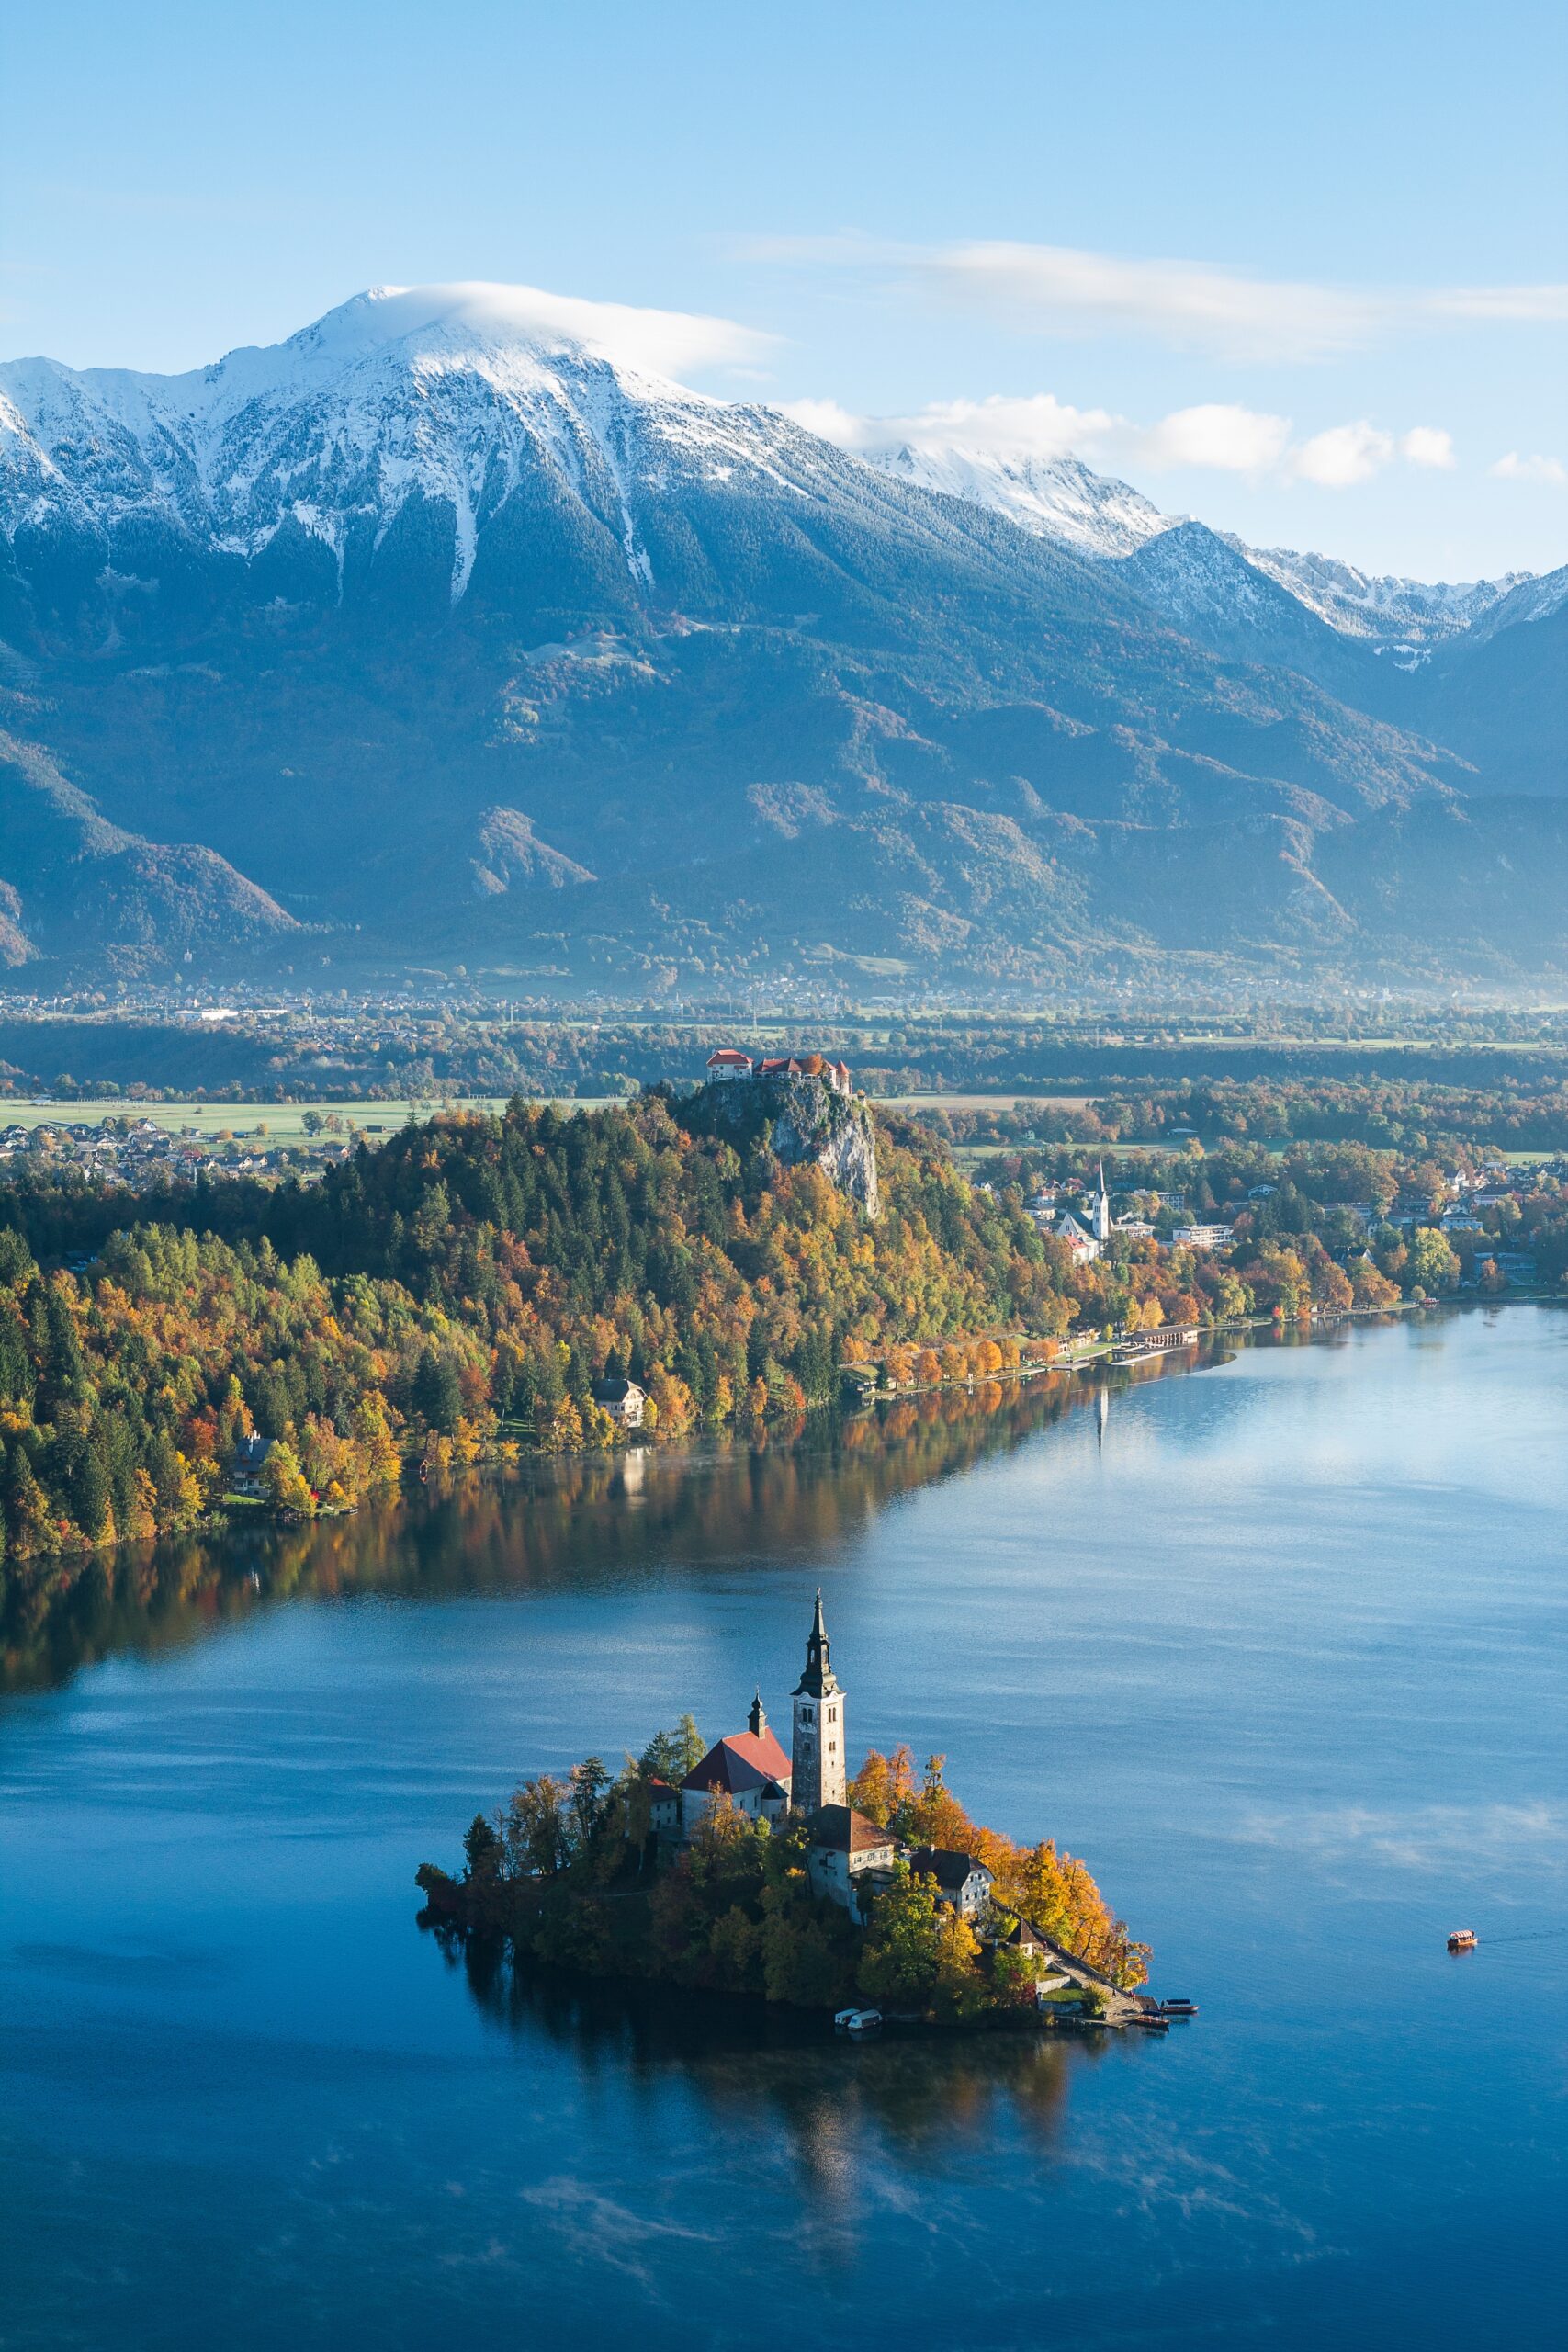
<box><xmin>1</xmin><ymin>282</ymin><xmax>1562</xmax><ymax>991</ymax></box>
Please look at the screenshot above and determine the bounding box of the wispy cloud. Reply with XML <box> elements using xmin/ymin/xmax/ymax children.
<box><xmin>1427</xmin><ymin>283</ymin><xmax>1568</xmax><ymax>323</ymax></box>
<box><xmin>743</xmin><ymin>233</ymin><xmax>1568</xmax><ymax>361</ymax></box>
<box><xmin>787</xmin><ymin>390</ymin><xmax>1459</xmax><ymax>492</ymax></box>
<box><xmin>1490</xmin><ymin>449</ymin><xmax>1567</xmax><ymax>486</ymax></box>
<box><xmin>362</xmin><ymin>283</ymin><xmax>774</xmax><ymax>383</ymax></box>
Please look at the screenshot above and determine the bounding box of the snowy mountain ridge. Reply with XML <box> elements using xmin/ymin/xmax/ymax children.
<box><xmin>0</xmin><ymin>284</ymin><xmax>823</xmax><ymax>605</ymax></box>
<box><xmin>866</xmin><ymin>443</ymin><xmax>1173</xmax><ymax>560</ymax></box>
<box><xmin>1</xmin><ymin>286</ymin><xmax>1563</xmax><ymax>987</ymax></box>
<box><xmin>2</xmin><ymin>284</ymin><xmax>1557</xmax><ymax>655</ymax></box>
<box><xmin>864</xmin><ymin>436</ymin><xmax>1546</xmax><ymax>653</ymax></box>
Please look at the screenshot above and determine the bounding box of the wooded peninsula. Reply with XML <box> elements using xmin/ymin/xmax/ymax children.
<box><xmin>1</xmin><ymin>1076</ymin><xmax>1562</xmax><ymax>1585</ymax></box>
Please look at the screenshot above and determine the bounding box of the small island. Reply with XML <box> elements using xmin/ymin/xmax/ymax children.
<box><xmin>417</xmin><ymin>1595</ymin><xmax>1156</xmax><ymax>2030</ymax></box>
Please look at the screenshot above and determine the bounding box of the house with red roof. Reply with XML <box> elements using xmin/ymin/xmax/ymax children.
<box><xmin>802</xmin><ymin>1803</ymin><xmax>897</xmax><ymax>1910</ymax></box>
<box><xmin>676</xmin><ymin>1694</ymin><xmax>794</xmax><ymax>1837</ymax></box>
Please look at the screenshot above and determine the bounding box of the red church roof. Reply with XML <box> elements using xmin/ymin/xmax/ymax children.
<box><xmin>682</xmin><ymin>1728</ymin><xmax>793</xmax><ymax>1796</ymax></box>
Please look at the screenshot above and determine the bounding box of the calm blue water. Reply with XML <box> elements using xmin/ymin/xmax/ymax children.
<box><xmin>2</xmin><ymin>1309</ymin><xmax>1564</xmax><ymax>2349</ymax></box>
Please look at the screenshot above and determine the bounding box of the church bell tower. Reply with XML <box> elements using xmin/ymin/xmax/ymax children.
<box><xmin>1092</xmin><ymin>1159</ymin><xmax>1111</xmax><ymax>1244</ymax></box>
<box><xmin>792</xmin><ymin>1589</ymin><xmax>846</xmax><ymax>1813</ymax></box>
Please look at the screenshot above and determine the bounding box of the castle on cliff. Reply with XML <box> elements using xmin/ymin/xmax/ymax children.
<box><xmin>705</xmin><ymin>1048</ymin><xmax>852</xmax><ymax>1096</ymax></box>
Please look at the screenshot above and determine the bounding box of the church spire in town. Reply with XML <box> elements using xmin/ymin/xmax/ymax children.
<box><xmin>1093</xmin><ymin>1159</ymin><xmax>1111</xmax><ymax>1243</ymax></box>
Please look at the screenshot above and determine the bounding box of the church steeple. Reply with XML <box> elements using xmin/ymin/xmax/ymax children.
<box><xmin>1092</xmin><ymin>1159</ymin><xmax>1111</xmax><ymax>1243</ymax></box>
<box><xmin>748</xmin><ymin>1689</ymin><xmax>768</xmax><ymax>1738</ymax></box>
<box><xmin>791</xmin><ymin>1589</ymin><xmax>845</xmax><ymax>1811</ymax></box>
<box><xmin>794</xmin><ymin>1587</ymin><xmax>840</xmax><ymax>1700</ymax></box>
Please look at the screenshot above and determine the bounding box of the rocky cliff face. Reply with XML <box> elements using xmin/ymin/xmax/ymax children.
<box><xmin>702</xmin><ymin>1075</ymin><xmax>879</xmax><ymax>1217</ymax></box>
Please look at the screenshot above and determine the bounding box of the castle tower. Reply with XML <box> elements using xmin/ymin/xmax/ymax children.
<box><xmin>1093</xmin><ymin>1160</ymin><xmax>1111</xmax><ymax>1243</ymax></box>
<box><xmin>792</xmin><ymin>1589</ymin><xmax>846</xmax><ymax>1812</ymax></box>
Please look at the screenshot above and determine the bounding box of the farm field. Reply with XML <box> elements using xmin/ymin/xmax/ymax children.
<box><xmin>0</xmin><ymin>1097</ymin><xmax>599</xmax><ymax>1145</ymax></box>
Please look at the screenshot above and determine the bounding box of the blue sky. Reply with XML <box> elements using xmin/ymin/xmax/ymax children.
<box><xmin>4</xmin><ymin>0</ymin><xmax>1563</xmax><ymax>578</ymax></box>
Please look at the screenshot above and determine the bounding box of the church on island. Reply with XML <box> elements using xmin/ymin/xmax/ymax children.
<box><xmin>648</xmin><ymin>1592</ymin><xmax>990</xmax><ymax>1921</ymax></box>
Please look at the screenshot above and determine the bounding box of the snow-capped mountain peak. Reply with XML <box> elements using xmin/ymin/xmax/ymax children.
<box><xmin>0</xmin><ymin>287</ymin><xmax>1555</xmax><ymax>659</ymax></box>
<box><xmin>869</xmin><ymin>441</ymin><xmax>1175</xmax><ymax>560</ymax></box>
<box><xmin>0</xmin><ymin>284</ymin><xmax>790</xmax><ymax>605</ymax></box>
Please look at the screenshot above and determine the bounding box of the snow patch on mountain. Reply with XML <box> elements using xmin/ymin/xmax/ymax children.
<box><xmin>1235</xmin><ymin>543</ymin><xmax>1533</xmax><ymax>648</ymax></box>
<box><xmin>867</xmin><ymin>444</ymin><xmax>1174</xmax><ymax>560</ymax></box>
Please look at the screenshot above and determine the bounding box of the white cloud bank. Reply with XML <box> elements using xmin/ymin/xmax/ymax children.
<box><xmin>1490</xmin><ymin>450</ymin><xmax>1567</xmax><ymax>486</ymax></box>
<box><xmin>743</xmin><ymin>234</ymin><xmax>1568</xmax><ymax>361</ymax></box>
<box><xmin>787</xmin><ymin>390</ymin><xmax>1459</xmax><ymax>491</ymax></box>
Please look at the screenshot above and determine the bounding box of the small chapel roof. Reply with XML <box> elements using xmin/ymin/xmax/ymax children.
<box><xmin>682</xmin><ymin>1729</ymin><xmax>793</xmax><ymax>1796</ymax></box>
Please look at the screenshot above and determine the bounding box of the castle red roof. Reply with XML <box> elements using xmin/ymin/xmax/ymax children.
<box><xmin>681</xmin><ymin>1729</ymin><xmax>794</xmax><ymax>1796</ymax></box>
<box><xmin>706</xmin><ymin>1049</ymin><xmax>753</xmax><ymax>1067</ymax></box>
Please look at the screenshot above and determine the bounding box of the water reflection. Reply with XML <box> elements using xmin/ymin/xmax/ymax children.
<box><xmin>1</xmin><ymin>1344</ymin><xmax>1237</xmax><ymax>1696</ymax></box>
<box><xmin>427</xmin><ymin>1917</ymin><xmax>1105</xmax><ymax>2236</ymax></box>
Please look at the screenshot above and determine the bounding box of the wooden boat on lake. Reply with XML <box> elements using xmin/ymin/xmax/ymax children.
<box><xmin>1447</xmin><ymin>1929</ymin><xmax>1478</xmax><ymax>1952</ymax></box>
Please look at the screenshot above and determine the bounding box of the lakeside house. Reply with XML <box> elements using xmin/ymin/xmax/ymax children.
<box><xmin>231</xmin><ymin>1433</ymin><xmax>274</xmax><ymax>1495</ymax></box>
<box><xmin>803</xmin><ymin>1803</ymin><xmax>898</xmax><ymax>1905</ymax></box>
<box><xmin>592</xmin><ymin>1376</ymin><xmax>647</xmax><ymax>1428</ymax></box>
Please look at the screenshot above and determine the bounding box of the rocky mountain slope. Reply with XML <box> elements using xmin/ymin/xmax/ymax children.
<box><xmin>0</xmin><ymin>285</ymin><xmax>1561</xmax><ymax>987</ymax></box>
<box><xmin>875</xmin><ymin>438</ymin><xmax>1565</xmax><ymax>783</ymax></box>
<box><xmin>0</xmin><ymin>729</ymin><xmax>295</xmax><ymax>975</ymax></box>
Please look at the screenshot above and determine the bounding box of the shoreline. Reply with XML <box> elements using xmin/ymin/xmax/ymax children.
<box><xmin>2</xmin><ymin>1293</ymin><xmax>1553</xmax><ymax>1574</ymax></box>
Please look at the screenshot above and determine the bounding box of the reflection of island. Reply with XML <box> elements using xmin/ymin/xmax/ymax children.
<box><xmin>432</xmin><ymin>1917</ymin><xmax>1100</xmax><ymax>2229</ymax></box>
<box><xmin>2</xmin><ymin>1341</ymin><xmax>1228</xmax><ymax>1694</ymax></box>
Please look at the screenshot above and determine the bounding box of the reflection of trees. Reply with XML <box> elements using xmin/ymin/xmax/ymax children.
<box><xmin>2</xmin><ymin>1341</ymin><xmax>1229</xmax><ymax>1694</ymax></box>
<box><xmin>429</xmin><ymin>1920</ymin><xmax>1101</xmax><ymax>2229</ymax></box>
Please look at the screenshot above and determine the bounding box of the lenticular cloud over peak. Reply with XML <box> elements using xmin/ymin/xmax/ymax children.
<box><xmin>311</xmin><ymin>281</ymin><xmax>774</xmax><ymax>384</ymax></box>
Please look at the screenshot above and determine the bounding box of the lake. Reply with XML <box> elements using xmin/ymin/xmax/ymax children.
<box><xmin>2</xmin><ymin>1308</ymin><xmax>1564</xmax><ymax>2349</ymax></box>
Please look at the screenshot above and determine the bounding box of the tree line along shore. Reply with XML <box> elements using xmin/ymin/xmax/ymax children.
<box><xmin>0</xmin><ymin>1086</ymin><xmax>1562</xmax><ymax>1571</ymax></box>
